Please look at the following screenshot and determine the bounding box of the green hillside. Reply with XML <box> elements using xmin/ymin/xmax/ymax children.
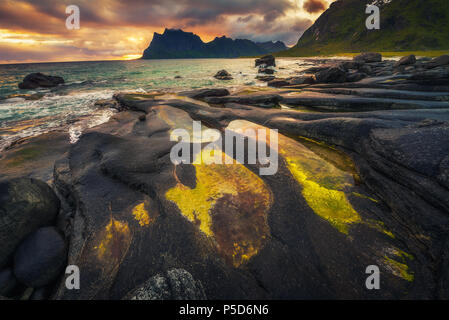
<box><xmin>280</xmin><ymin>0</ymin><xmax>449</xmax><ymax>57</ymax></box>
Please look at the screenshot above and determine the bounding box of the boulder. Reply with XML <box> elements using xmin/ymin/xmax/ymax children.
<box><xmin>288</xmin><ymin>76</ymin><xmax>315</xmax><ymax>85</ymax></box>
<box><xmin>255</xmin><ymin>55</ymin><xmax>276</xmax><ymax>67</ymax></box>
<box><xmin>18</xmin><ymin>73</ymin><xmax>64</xmax><ymax>90</ymax></box>
<box><xmin>214</xmin><ymin>70</ymin><xmax>233</xmax><ymax>80</ymax></box>
<box><xmin>338</xmin><ymin>61</ymin><xmax>363</xmax><ymax>71</ymax></box>
<box><xmin>354</xmin><ymin>52</ymin><xmax>382</xmax><ymax>63</ymax></box>
<box><xmin>127</xmin><ymin>269</ymin><xmax>206</xmax><ymax>300</ymax></box>
<box><xmin>0</xmin><ymin>268</ymin><xmax>18</xmax><ymax>297</ymax></box>
<box><xmin>425</xmin><ymin>55</ymin><xmax>449</xmax><ymax>69</ymax></box>
<box><xmin>395</xmin><ymin>55</ymin><xmax>416</xmax><ymax>67</ymax></box>
<box><xmin>315</xmin><ymin>67</ymin><xmax>347</xmax><ymax>83</ymax></box>
<box><xmin>13</xmin><ymin>227</ymin><xmax>67</xmax><ymax>288</ymax></box>
<box><xmin>0</xmin><ymin>179</ymin><xmax>60</xmax><ymax>268</ymax></box>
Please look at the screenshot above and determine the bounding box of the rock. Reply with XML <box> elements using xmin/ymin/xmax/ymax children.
<box><xmin>255</xmin><ymin>55</ymin><xmax>275</xmax><ymax>67</ymax></box>
<box><xmin>425</xmin><ymin>55</ymin><xmax>449</xmax><ymax>69</ymax></box>
<box><xmin>174</xmin><ymin>75</ymin><xmax>182</xmax><ymax>79</ymax></box>
<box><xmin>338</xmin><ymin>61</ymin><xmax>363</xmax><ymax>71</ymax></box>
<box><xmin>13</xmin><ymin>227</ymin><xmax>67</xmax><ymax>288</ymax></box>
<box><xmin>288</xmin><ymin>76</ymin><xmax>315</xmax><ymax>85</ymax></box>
<box><xmin>315</xmin><ymin>67</ymin><xmax>347</xmax><ymax>83</ymax></box>
<box><xmin>345</xmin><ymin>72</ymin><xmax>367</xmax><ymax>82</ymax></box>
<box><xmin>354</xmin><ymin>52</ymin><xmax>382</xmax><ymax>63</ymax></box>
<box><xmin>395</xmin><ymin>55</ymin><xmax>416</xmax><ymax>67</ymax></box>
<box><xmin>138</xmin><ymin>114</ymin><xmax>146</xmax><ymax>121</ymax></box>
<box><xmin>0</xmin><ymin>179</ymin><xmax>60</xmax><ymax>268</ymax></box>
<box><xmin>178</xmin><ymin>88</ymin><xmax>230</xmax><ymax>100</ymax></box>
<box><xmin>256</xmin><ymin>75</ymin><xmax>275</xmax><ymax>82</ymax></box>
<box><xmin>204</xmin><ymin>94</ymin><xmax>282</xmax><ymax>108</ymax></box>
<box><xmin>258</xmin><ymin>67</ymin><xmax>274</xmax><ymax>74</ymax></box>
<box><xmin>127</xmin><ymin>269</ymin><xmax>206</xmax><ymax>300</ymax></box>
<box><xmin>214</xmin><ymin>70</ymin><xmax>233</xmax><ymax>80</ymax></box>
<box><xmin>268</xmin><ymin>79</ymin><xmax>291</xmax><ymax>88</ymax></box>
<box><xmin>0</xmin><ymin>268</ymin><xmax>18</xmax><ymax>297</ymax></box>
<box><xmin>18</xmin><ymin>73</ymin><xmax>64</xmax><ymax>90</ymax></box>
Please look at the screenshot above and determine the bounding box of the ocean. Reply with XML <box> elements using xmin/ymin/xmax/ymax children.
<box><xmin>0</xmin><ymin>58</ymin><xmax>307</xmax><ymax>151</ymax></box>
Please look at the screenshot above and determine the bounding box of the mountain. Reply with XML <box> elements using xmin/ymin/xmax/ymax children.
<box><xmin>281</xmin><ymin>0</ymin><xmax>449</xmax><ymax>56</ymax></box>
<box><xmin>142</xmin><ymin>29</ymin><xmax>288</xmax><ymax>59</ymax></box>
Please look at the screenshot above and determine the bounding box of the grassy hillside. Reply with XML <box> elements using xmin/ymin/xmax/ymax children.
<box><xmin>280</xmin><ymin>0</ymin><xmax>449</xmax><ymax>57</ymax></box>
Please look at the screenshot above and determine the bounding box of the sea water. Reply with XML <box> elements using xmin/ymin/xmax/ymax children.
<box><xmin>0</xmin><ymin>58</ymin><xmax>308</xmax><ymax>150</ymax></box>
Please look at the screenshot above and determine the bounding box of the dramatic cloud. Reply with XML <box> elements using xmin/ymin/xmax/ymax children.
<box><xmin>0</xmin><ymin>0</ymin><xmax>335</xmax><ymax>63</ymax></box>
<box><xmin>303</xmin><ymin>0</ymin><xmax>328</xmax><ymax>14</ymax></box>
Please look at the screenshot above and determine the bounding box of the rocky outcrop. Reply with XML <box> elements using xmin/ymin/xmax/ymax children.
<box><xmin>255</xmin><ymin>55</ymin><xmax>276</xmax><ymax>67</ymax></box>
<box><xmin>214</xmin><ymin>70</ymin><xmax>233</xmax><ymax>80</ymax></box>
<box><xmin>18</xmin><ymin>73</ymin><xmax>64</xmax><ymax>90</ymax></box>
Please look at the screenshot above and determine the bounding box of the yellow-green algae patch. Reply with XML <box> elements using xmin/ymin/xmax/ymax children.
<box><xmin>94</xmin><ymin>217</ymin><xmax>132</xmax><ymax>263</ymax></box>
<box><xmin>227</xmin><ymin>120</ymin><xmax>359</xmax><ymax>234</ymax></box>
<box><xmin>165</xmin><ymin>149</ymin><xmax>273</xmax><ymax>267</ymax></box>
<box><xmin>383</xmin><ymin>248</ymin><xmax>415</xmax><ymax>282</ymax></box>
<box><xmin>226</xmin><ymin>120</ymin><xmax>395</xmax><ymax>236</ymax></box>
<box><xmin>132</xmin><ymin>202</ymin><xmax>152</xmax><ymax>227</ymax></box>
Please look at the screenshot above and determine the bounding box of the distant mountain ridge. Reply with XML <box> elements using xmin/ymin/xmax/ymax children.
<box><xmin>281</xmin><ymin>0</ymin><xmax>449</xmax><ymax>56</ymax></box>
<box><xmin>142</xmin><ymin>29</ymin><xmax>287</xmax><ymax>59</ymax></box>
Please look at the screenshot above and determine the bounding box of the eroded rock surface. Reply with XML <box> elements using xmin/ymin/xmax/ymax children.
<box><xmin>51</xmin><ymin>82</ymin><xmax>449</xmax><ymax>299</ymax></box>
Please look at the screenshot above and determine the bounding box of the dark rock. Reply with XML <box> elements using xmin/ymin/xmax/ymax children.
<box><xmin>138</xmin><ymin>114</ymin><xmax>146</xmax><ymax>121</ymax></box>
<box><xmin>338</xmin><ymin>61</ymin><xmax>363</xmax><ymax>71</ymax></box>
<box><xmin>126</xmin><ymin>269</ymin><xmax>206</xmax><ymax>300</ymax></box>
<box><xmin>258</xmin><ymin>67</ymin><xmax>274</xmax><ymax>74</ymax></box>
<box><xmin>354</xmin><ymin>52</ymin><xmax>382</xmax><ymax>63</ymax></box>
<box><xmin>288</xmin><ymin>76</ymin><xmax>315</xmax><ymax>85</ymax></box>
<box><xmin>346</xmin><ymin>72</ymin><xmax>367</xmax><ymax>82</ymax></box>
<box><xmin>395</xmin><ymin>55</ymin><xmax>416</xmax><ymax>67</ymax></box>
<box><xmin>268</xmin><ymin>79</ymin><xmax>290</xmax><ymax>88</ymax></box>
<box><xmin>174</xmin><ymin>75</ymin><xmax>182</xmax><ymax>79</ymax></box>
<box><xmin>315</xmin><ymin>67</ymin><xmax>347</xmax><ymax>83</ymax></box>
<box><xmin>18</xmin><ymin>73</ymin><xmax>64</xmax><ymax>90</ymax></box>
<box><xmin>13</xmin><ymin>227</ymin><xmax>67</xmax><ymax>288</ymax></box>
<box><xmin>0</xmin><ymin>179</ymin><xmax>60</xmax><ymax>268</ymax></box>
<box><xmin>0</xmin><ymin>268</ymin><xmax>18</xmax><ymax>297</ymax></box>
<box><xmin>256</xmin><ymin>75</ymin><xmax>275</xmax><ymax>82</ymax></box>
<box><xmin>204</xmin><ymin>94</ymin><xmax>282</xmax><ymax>108</ymax></box>
<box><xmin>214</xmin><ymin>70</ymin><xmax>233</xmax><ymax>80</ymax></box>
<box><xmin>255</xmin><ymin>55</ymin><xmax>275</xmax><ymax>67</ymax></box>
<box><xmin>425</xmin><ymin>55</ymin><xmax>449</xmax><ymax>69</ymax></box>
<box><xmin>178</xmin><ymin>88</ymin><xmax>230</xmax><ymax>100</ymax></box>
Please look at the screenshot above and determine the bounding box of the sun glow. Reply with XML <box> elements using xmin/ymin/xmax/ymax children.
<box><xmin>121</xmin><ymin>54</ymin><xmax>142</xmax><ymax>60</ymax></box>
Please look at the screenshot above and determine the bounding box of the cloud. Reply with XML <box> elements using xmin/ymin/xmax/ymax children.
<box><xmin>303</xmin><ymin>0</ymin><xmax>328</xmax><ymax>14</ymax></box>
<box><xmin>0</xmin><ymin>0</ymin><xmax>334</xmax><ymax>63</ymax></box>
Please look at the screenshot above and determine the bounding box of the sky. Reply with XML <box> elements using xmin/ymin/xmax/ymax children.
<box><xmin>0</xmin><ymin>0</ymin><xmax>335</xmax><ymax>64</ymax></box>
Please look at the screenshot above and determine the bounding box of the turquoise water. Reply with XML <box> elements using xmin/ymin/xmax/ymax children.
<box><xmin>0</xmin><ymin>58</ymin><xmax>305</xmax><ymax>150</ymax></box>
